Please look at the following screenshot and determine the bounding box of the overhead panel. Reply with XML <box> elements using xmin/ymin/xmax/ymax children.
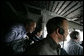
<box><xmin>63</xmin><ymin>2</ymin><xmax>82</xmax><ymax>17</ymax></box>
<box><xmin>55</xmin><ymin>1</ymin><xmax>64</xmax><ymax>14</ymax></box>
<box><xmin>52</xmin><ymin>1</ymin><xmax>59</xmax><ymax>12</ymax></box>
<box><xmin>58</xmin><ymin>1</ymin><xmax>72</xmax><ymax>15</ymax></box>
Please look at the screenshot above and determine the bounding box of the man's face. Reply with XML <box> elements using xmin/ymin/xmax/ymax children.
<box><xmin>26</xmin><ymin>22</ymin><xmax>36</xmax><ymax>33</ymax></box>
<box><xmin>62</xmin><ymin>20</ymin><xmax>69</xmax><ymax>41</ymax></box>
<box><xmin>77</xmin><ymin>34</ymin><xmax>81</xmax><ymax>42</ymax></box>
<box><xmin>57</xmin><ymin>20</ymin><xmax>69</xmax><ymax>42</ymax></box>
<box><xmin>37</xmin><ymin>30</ymin><xmax>43</xmax><ymax>37</ymax></box>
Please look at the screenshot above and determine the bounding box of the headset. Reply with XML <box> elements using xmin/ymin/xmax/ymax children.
<box><xmin>58</xmin><ymin>27</ymin><xmax>64</xmax><ymax>35</ymax></box>
<box><xmin>58</xmin><ymin>27</ymin><xmax>65</xmax><ymax>48</ymax></box>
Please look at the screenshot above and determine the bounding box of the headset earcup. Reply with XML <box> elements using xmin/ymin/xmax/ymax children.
<box><xmin>58</xmin><ymin>28</ymin><xmax>64</xmax><ymax>35</ymax></box>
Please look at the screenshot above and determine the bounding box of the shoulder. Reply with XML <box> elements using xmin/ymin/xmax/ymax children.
<box><xmin>26</xmin><ymin>38</ymin><xmax>50</xmax><ymax>55</ymax></box>
<box><xmin>10</xmin><ymin>24</ymin><xmax>26</xmax><ymax>33</ymax></box>
<box><xmin>68</xmin><ymin>43</ymin><xmax>83</xmax><ymax>51</ymax></box>
<box><xmin>11</xmin><ymin>24</ymin><xmax>24</xmax><ymax>30</ymax></box>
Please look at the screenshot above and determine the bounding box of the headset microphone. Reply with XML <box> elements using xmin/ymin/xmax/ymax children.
<box><xmin>62</xmin><ymin>35</ymin><xmax>65</xmax><ymax>48</ymax></box>
<box><xmin>58</xmin><ymin>27</ymin><xmax>65</xmax><ymax>48</ymax></box>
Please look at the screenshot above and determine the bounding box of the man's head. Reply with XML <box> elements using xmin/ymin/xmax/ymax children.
<box><xmin>24</xmin><ymin>19</ymin><xmax>36</xmax><ymax>33</ymax></box>
<box><xmin>46</xmin><ymin>17</ymin><xmax>68</xmax><ymax>42</ymax></box>
<box><xmin>70</xmin><ymin>31</ymin><xmax>80</xmax><ymax>41</ymax></box>
<box><xmin>33</xmin><ymin>27</ymin><xmax>43</xmax><ymax>38</ymax></box>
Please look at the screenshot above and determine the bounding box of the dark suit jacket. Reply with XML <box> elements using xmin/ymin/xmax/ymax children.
<box><xmin>32</xmin><ymin>35</ymin><xmax>43</xmax><ymax>42</ymax></box>
<box><xmin>24</xmin><ymin>35</ymin><xmax>63</xmax><ymax>55</ymax></box>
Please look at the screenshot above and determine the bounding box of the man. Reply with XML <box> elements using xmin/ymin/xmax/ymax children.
<box><xmin>4</xmin><ymin>18</ymin><xmax>36</xmax><ymax>55</ymax></box>
<box><xmin>5</xmin><ymin>18</ymin><xmax>36</xmax><ymax>42</ymax></box>
<box><xmin>32</xmin><ymin>27</ymin><xmax>43</xmax><ymax>42</ymax></box>
<box><xmin>64</xmin><ymin>31</ymin><xmax>83</xmax><ymax>55</ymax></box>
<box><xmin>26</xmin><ymin>17</ymin><xmax>69</xmax><ymax>55</ymax></box>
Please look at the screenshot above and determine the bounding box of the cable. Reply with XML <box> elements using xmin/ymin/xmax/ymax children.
<box><xmin>62</xmin><ymin>35</ymin><xmax>65</xmax><ymax>48</ymax></box>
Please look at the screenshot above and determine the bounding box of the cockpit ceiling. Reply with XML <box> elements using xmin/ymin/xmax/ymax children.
<box><xmin>1</xmin><ymin>1</ymin><xmax>83</xmax><ymax>25</ymax></box>
<box><xmin>24</xmin><ymin>1</ymin><xmax>83</xmax><ymax>25</ymax></box>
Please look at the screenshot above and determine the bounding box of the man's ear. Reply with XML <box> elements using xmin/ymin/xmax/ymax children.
<box><xmin>56</xmin><ymin>28</ymin><xmax>60</xmax><ymax>35</ymax></box>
